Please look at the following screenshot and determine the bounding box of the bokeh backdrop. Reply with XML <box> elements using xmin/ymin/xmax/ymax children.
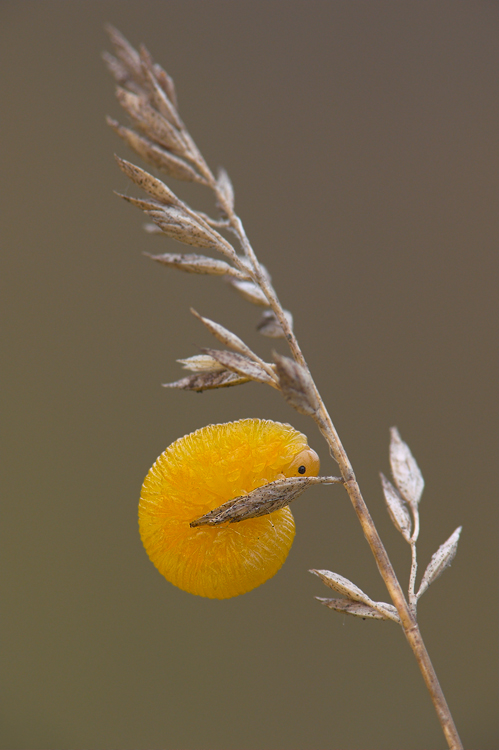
<box><xmin>1</xmin><ymin>2</ymin><xmax>497</xmax><ymax>749</ymax></box>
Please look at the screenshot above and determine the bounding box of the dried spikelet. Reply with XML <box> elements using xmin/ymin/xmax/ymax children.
<box><xmin>114</xmin><ymin>159</ymin><xmax>237</xmax><ymax>258</ymax></box>
<box><xmin>191</xmin><ymin>475</ymin><xmax>341</xmax><ymax>526</ymax></box>
<box><xmin>380</xmin><ymin>472</ymin><xmax>412</xmax><ymax>541</ymax></box>
<box><xmin>310</xmin><ymin>570</ymin><xmax>400</xmax><ymax>623</ymax></box>
<box><xmin>163</xmin><ymin>370</ymin><xmax>250</xmax><ymax>391</ymax></box>
<box><xmin>115</xmin><ymin>87</ymin><xmax>188</xmax><ymax>157</ymax></box>
<box><xmin>108</xmin><ymin>118</ymin><xmax>206</xmax><ymax>182</ymax></box>
<box><xmin>273</xmin><ymin>353</ymin><xmax>320</xmax><ymax>417</ymax></box>
<box><xmin>139</xmin><ymin>46</ymin><xmax>183</xmax><ymax>129</ymax></box>
<box><xmin>216</xmin><ymin>167</ymin><xmax>235</xmax><ymax>213</ymax></box>
<box><xmin>316</xmin><ymin>598</ymin><xmax>399</xmax><ymax>621</ymax></box>
<box><xmin>115</xmin><ymin>156</ymin><xmax>183</xmax><ymax>206</ymax></box>
<box><xmin>106</xmin><ymin>25</ymin><xmax>179</xmax><ymax>111</ymax></box>
<box><xmin>145</xmin><ymin>253</ymin><xmax>248</xmax><ymax>278</ymax></box>
<box><xmin>191</xmin><ymin>309</ymin><xmax>277</xmax><ymax>382</ymax></box>
<box><xmin>227</xmin><ymin>278</ymin><xmax>269</xmax><ymax>306</ymax></box>
<box><xmin>194</xmin><ymin>212</ymin><xmax>230</xmax><ymax>230</ymax></box>
<box><xmin>176</xmin><ymin>355</ymin><xmax>225</xmax><ymax>372</ymax></box>
<box><xmin>389</xmin><ymin>427</ymin><xmax>425</xmax><ymax>509</ymax></box>
<box><xmin>201</xmin><ymin>347</ymin><xmax>278</xmax><ymax>388</ymax></box>
<box><xmin>191</xmin><ymin>309</ymin><xmax>252</xmax><ymax>355</ymax></box>
<box><xmin>152</xmin><ymin>62</ymin><xmax>178</xmax><ymax>111</ymax></box>
<box><xmin>105</xmin><ymin>25</ymin><xmax>143</xmax><ymax>85</ymax></box>
<box><xmin>257</xmin><ymin>309</ymin><xmax>293</xmax><ymax>339</ymax></box>
<box><xmin>416</xmin><ymin>527</ymin><xmax>462</xmax><ymax>600</ymax></box>
<box><xmin>311</xmin><ymin>569</ymin><xmax>375</xmax><ymax>603</ymax></box>
<box><xmin>102</xmin><ymin>51</ymin><xmax>137</xmax><ymax>90</ymax></box>
<box><xmin>148</xmin><ymin>206</ymin><xmax>228</xmax><ymax>251</ymax></box>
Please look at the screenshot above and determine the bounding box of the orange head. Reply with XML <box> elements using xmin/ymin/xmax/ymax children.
<box><xmin>283</xmin><ymin>446</ymin><xmax>320</xmax><ymax>478</ymax></box>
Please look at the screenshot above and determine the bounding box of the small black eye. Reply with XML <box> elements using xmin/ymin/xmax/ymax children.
<box><xmin>298</xmin><ymin>465</ymin><xmax>306</xmax><ymax>475</ymax></box>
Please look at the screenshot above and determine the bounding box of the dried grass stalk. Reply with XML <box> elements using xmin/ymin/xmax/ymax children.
<box><xmin>105</xmin><ymin>28</ymin><xmax>463</xmax><ymax>750</ymax></box>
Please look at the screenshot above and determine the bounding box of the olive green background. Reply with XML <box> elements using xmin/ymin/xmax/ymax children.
<box><xmin>1</xmin><ymin>2</ymin><xmax>497</xmax><ymax>749</ymax></box>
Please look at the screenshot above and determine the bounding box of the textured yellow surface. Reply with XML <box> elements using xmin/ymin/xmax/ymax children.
<box><xmin>139</xmin><ymin>418</ymin><xmax>319</xmax><ymax>598</ymax></box>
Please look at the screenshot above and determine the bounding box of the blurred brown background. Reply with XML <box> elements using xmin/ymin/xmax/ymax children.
<box><xmin>1</xmin><ymin>2</ymin><xmax>497</xmax><ymax>749</ymax></box>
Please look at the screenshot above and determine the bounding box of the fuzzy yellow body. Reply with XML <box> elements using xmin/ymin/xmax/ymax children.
<box><xmin>139</xmin><ymin>418</ymin><xmax>320</xmax><ymax>598</ymax></box>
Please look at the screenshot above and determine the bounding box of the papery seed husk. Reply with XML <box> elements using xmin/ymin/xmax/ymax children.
<box><xmin>105</xmin><ymin>25</ymin><xmax>142</xmax><ymax>82</ymax></box>
<box><xmin>176</xmin><ymin>355</ymin><xmax>225</xmax><ymax>372</ymax></box>
<box><xmin>147</xmin><ymin>207</ymin><xmax>224</xmax><ymax>250</ymax></box>
<box><xmin>106</xmin><ymin>24</ymin><xmax>179</xmax><ymax>117</ymax></box>
<box><xmin>147</xmin><ymin>251</ymin><xmax>247</xmax><ymax>278</ymax></box>
<box><xmin>217</xmin><ymin>167</ymin><xmax>235</xmax><ymax>212</ymax></box>
<box><xmin>191</xmin><ymin>476</ymin><xmax>317</xmax><ymax>526</ymax></box>
<box><xmin>228</xmin><ymin>279</ymin><xmax>269</xmax><ymax>306</ymax></box>
<box><xmin>380</xmin><ymin>472</ymin><xmax>412</xmax><ymax>541</ymax></box>
<box><xmin>139</xmin><ymin>50</ymin><xmax>183</xmax><ymax>130</ymax></box>
<box><xmin>310</xmin><ymin>569</ymin><xmax>375</xmax><ymax>605</ymax></box>
<box><xmin>389</xmin><ymin>427</ymin><xmax>425</xmax><ymax>507</ymax></box>
<box><xmin>153</xmin><ymin>64</ymin><xmax>178</xmax><ymax>110</ymax></box>
<box><xmin>191</xmin><ymin>310</ymin><xmax>267</xmax><ymax>364</ymax></box>
<box><xmin>257</xmin><ymin>309</ymin><xmax>293</xmax><ymax>339</ymax></box>
<box><xmin>273</xmin><ymin>353</ymin><xmax>320</xmax><ymax>417</ymax></box>
<box><xmin>116</xmin><ymin>193</ymin><xmax>163</xmax><ymax>212</ymax></box>
<box><xmin>115</xmin><ymin>157</ymin><xmax>182</xmax><ymax>206</ymax></box>
<box><xmin>146</xmin><ymin>253</ymin><xmax>238</xmax><ymax>276</ymax></box>
<box><xmin>116</xmin><ymin>88</ymin><xmax>186</xmax><ymax>156</ymax></box>
<box><xmin>102</xmin><ymin>52</ymin><xmax>137</xmax><ymax>90</ymax></box>
<box><xmin>162</xmin><ymin>370</ymin><xmax>250</xmax><ymax>391</ymax></box>
<box><xmin>108</xmin><ymin>119</ymin><xmax>205</xmax><ymax>183</ymax></box>
<box><xmin>316</xmin><ymin>598</ymin><xmax>392</xmax><ymax>620</ymax></box>
<box><xmin>202</xmin><ymin>348</ymin><xmax>276</xmax><ymax>386</ymax></box>
<box><xmin>417</xmin><ymin>526</ymin><xmax>462</xmax><ymax>599</ymax></box>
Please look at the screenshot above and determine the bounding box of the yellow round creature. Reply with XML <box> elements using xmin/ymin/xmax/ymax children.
<box><xmin>139</xmin><ymin>418</ymin><xmax>320</xmax><ymax>598</ymax></box>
